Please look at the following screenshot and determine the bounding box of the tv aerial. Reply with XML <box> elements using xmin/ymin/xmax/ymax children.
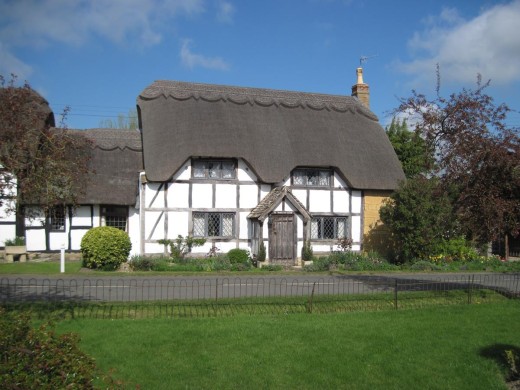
<box><xmin>360</xmin><ymin>55</ymin><xmax>378</xmax><ymax>66</ymax></box>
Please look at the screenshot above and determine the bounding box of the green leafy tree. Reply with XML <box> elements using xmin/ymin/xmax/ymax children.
<box><xmin>386</xmin><ymin>117</ymin><xmax>432</xmax><ymax>178</ymax></box>
<box><xmin>99</xmin><ymin>108</ymin><xmax>138</xmax><ymax>130</ymax></box>
<box><xmin>380</xmin><ymin>176</ymin><xmax>459</xmax><ymax>262</ymax></box>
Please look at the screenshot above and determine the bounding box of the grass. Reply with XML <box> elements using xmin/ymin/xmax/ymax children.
<box><xmin>0</xmin><ymin>260</ymin><xmax>83</xmax><ymax>274</ymax></box>
<box><xmin>55</xmin><ymin>301</ymin><xmax>520</xmax><ymax>389</ymax></box>
<box><xmin>5</xmin><ymin>288</ymin><xmax>508</xmax><ymax>320</ymax></box>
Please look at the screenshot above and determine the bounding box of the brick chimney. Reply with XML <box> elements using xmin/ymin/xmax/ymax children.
<box><xmin>351</xmin><ymin>67</ymin><xmax>370</xmax><ymax>109</ymax></box>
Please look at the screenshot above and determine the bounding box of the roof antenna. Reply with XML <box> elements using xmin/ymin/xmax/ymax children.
<box><xmin>360</xmin><ymin>55</ymin><xmax>378</xmax><ymax>66</ymax></box>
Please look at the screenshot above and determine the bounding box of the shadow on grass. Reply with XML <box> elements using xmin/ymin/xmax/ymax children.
<box><xmin>480</xmin><ymin>344</ymin><xmax>520</xmax><ymax>386</ymax></box>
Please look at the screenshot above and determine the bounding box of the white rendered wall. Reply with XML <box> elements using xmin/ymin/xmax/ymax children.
<box><xmin>333</xmin><ymin>173</ymin><xmax>348</xmax><ymax>189</ymax></box>
<box><xmin>237</xmin><ymin>160</ymin><xmax>257</xmax><ymax>182</ymax></box>
<box><xmin>352</xmin><ymin>191</ymin><xmax>362</xmax><ymax>213</ymax></box>
<box><xmin>333</xmin><ymin>191</ymin><xmax>349</xmax><ymax>213</ymax></box>
<box><xmin>239</xmin><ymin>185</ymin><xmax>258</xmax><ymax>209</ymax></box>
<box><xmin>309</xmin><ymin>190</ymin><xmax>331</xmax><ymax>213</ymax></box>
<box><xmin>0</xmin><ymin>190</ymin><xmax>16</xmax><ymax>246</ymax></box>
<box><xmin>191</xmin><ymin>183</ymin><xmax>212</xmax><ymax>208</ymax></box>
<box><xmin>291</xmin><ymin>189</ymin><xmax>307</xmax><ymax>206</ymax></box>
<box><xmin>215</xmin><ymin>184</ymin><xmax>237</xmax><ymax>208</ymax></box>
<box><xmin>168</xmin><ymin>183</ymin><xmax>189</xmax><ymax>208</ymax></box>
<box><xmin>351</xmin><ymin>215</ymin><xmax>361</xmax><ymax>242</ymax></box>
<box><xmin>128</xmin><ymin>207</ymin><xmax>140</xmax><ymax>256</ymax></box>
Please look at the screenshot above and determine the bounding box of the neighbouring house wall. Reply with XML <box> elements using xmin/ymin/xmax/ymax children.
<box><xmin>0</xmin><ymin>175</ymin><xmax>16</xmax><ymax>247</ymax></box>
<box><xmin>362</xmin><ymin>190</ymin><xmax>393</xmax><ymax>256</ymax></box>
<box><xmin>23</xmin><ymin>204</ymin><xmax>139</xmax><ymax>254</ymax></box>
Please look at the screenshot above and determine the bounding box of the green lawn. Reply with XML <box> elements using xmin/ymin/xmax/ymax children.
<box><xmin>0</xmin><ymin>260</ymin><xmax>83</xmax><ymax>274</ymax></box>
<box><xmin>56</xmin><ymin>301</ymin><xmax>520</xmax><ymax>389</ymax></box>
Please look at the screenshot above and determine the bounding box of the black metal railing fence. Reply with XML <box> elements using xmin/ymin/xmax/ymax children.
<box><xmin>1</xmin><ymin>274</ymin><xmax>518</xmax><ymax>319</ymax></box>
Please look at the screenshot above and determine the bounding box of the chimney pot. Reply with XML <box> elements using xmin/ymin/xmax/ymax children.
<box><xmin>351</xmin><ymin>67</ymin><xmax>370</xmax><ymax>109</ymax></box>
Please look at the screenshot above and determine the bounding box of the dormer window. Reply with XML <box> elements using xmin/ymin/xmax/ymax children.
<box><xmin>292</xmin><ymin>168</ymin><xmax>331</xmax><ymax>187</ymax></box>
<box><xmin>192</xmin><ymin>159</ymin><xmax>236</xmax><ymax>180</ymax></box>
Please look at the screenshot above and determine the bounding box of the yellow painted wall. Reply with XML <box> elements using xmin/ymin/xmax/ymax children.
<box><xmin>363</xmin><ymin>190</ymin><xmax>393</xmax><ymax>255</ymax></box>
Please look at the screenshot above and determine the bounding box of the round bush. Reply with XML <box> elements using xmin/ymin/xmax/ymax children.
<box><xmin>227</xmin><ymin>248</ymin><xmax>250</xmax><ymax>264</ymax></box>
<box><xmin>81</xmin><ymin>226</ymin><xmax>132</xmax><ymax>270</ymax></box>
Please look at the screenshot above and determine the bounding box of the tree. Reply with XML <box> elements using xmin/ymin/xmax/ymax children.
<box><xmin>386</xmin><ymin>117</ymin><xmax>432</xmax><ymax>178</ymax></box>
<box><xmin>393</xmin><ymin>68</ymin><xmax>520</xmax><ymax>249</ymax></box>
<box><xmin>98</xmin><ymin>108</ymin><xmax>138</xmax><ymax>129</ymax></box>
<box><xmin>380</xmin><ymin>176</ymin><xmax>458</xmax><ymax>262</ymax></box>
<box><xmin>0</xmin><ymin>75</ymin><xmax>92</xmax><ymax>225</ymax></box>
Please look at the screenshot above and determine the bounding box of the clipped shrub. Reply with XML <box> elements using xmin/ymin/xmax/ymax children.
<box><xmin>0</xmin><ymin>309</ymin><xmax>97</xmax><ymax>389</ymax></box>
<box><xmin>81</xmin><ymin>226</ymin><xmax>132</xmax><ymax>270</ymax></box>
<box><xmin>227</xmin><ymin>248</ymin><xmax>250</xmax><ymax>264</ymax></box>
<box><xmin>301</xmin><ymin>240</ymin><xmax>313</xmax><ymax>261</ymax></box>
<box><xmin>257</xmin><ymin>241</ymin><xmax>266</xmax><ymax>262</ymax></box>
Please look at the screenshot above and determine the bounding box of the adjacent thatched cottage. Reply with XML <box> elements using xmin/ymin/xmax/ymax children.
<box><xmin>1</xmin><ymin>68</ymin><xmax>405</xmax><ymax>264</ymax></box>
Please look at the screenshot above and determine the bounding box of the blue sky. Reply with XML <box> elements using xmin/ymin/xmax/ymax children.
<box><xmin>1</xmin><ymin>0</ymin><xmax>520</xmax><ymax>129</ymax></box>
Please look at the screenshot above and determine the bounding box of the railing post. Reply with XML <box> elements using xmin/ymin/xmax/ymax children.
<box><xmin>394</xmin><ymin>280</ymin><xmax>398</xmax><ymax>310</ymax></box>
<box><xmin>215</xmin><ymin>278</ymin><xmax>218</xmax><ymax>302</ymax></box>
<box><xmin>307</xmin><ymin>282</ymin><xmax>316</xmax><ymax>314</ymax></box>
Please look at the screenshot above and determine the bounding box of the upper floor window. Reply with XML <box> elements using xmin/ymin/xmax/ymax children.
<box><xmin>49</xmin><ymin>206</ymin><xmax>65</xmax><ymax>231</ymax></box>
<box><xmin>193</xmin><ymin>212</ymin><xmax>235</xmax><ymax>238</ymax></box>
<box><xmin>311</xmin><ymin>216</ymin><xmax>347</xmax><ymax>240</ymax></box>
<box><xmin>192</xmin><ymin>159</ymin><xmax>236</xmax><ymax>180</ymax></box>
<box><xmin>292</xmin><ymin>168</ymin><xmax>331</xmax><ymax>187</ymax></box>
<box><xmin>101</xmin><ymin>205</ymin><xmax>128</xmax><ymax>231</ymax></box>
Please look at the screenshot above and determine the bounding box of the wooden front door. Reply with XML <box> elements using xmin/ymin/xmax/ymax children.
<box><xmin>269</xmin><ymin>213</ymin><xmax>295</xmax><ymax>264</ymax></box>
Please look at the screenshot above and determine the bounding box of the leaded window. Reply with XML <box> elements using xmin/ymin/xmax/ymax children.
<box><xmin>193</xmin><ymin>212</ymin><xmax>235</xmax><ymax>238</ymax></box>
<box><xmin>49</xmin><ymin>206</ymin><xmax>65</xmax><ymax>231</ymax></box>
<box><xmin>192</xmin><ymin>159</ymin><xmax>236</xmax><ymax>179</ymax></box>
<box><xmin>101</xmin><ymin>205</ymin><xmax>128</xmax><ymax>231</ymax></box>
<box><xmin>292</xmin><ymin>169</ymin><xmax>331</xmax><ymax>187</ymax></box>
<box><xmin>311</xmin><ymin>217</ymin><xmax>348</xmax><ymax>240</ymax></box>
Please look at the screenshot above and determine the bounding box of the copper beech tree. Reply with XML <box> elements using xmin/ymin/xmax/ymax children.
<box><xmin>0</xmin><ymin>75</ymin><xmax>92</xmax><ymax>226</ymax></box>
<box><xmin>393</xmin><ymin>71</ymin><xmax>520</xmax><ymax>253</ymax></box>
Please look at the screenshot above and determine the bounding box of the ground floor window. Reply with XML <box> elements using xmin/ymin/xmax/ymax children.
<box><xmin>193</xmin><ymin>212</ymin><xmax>235</xmax><ymax>238</ymax></box>
<box><xmin>49</xmin><ymin>206</ymin><xmax>66</xmax><ymax>231</ymax></box>
<box><xmin>310</xmin><ymin>216</ymin><xmax>348</xmax><ymax>240</ymax></box>
<box><xmin>101</xmin><ymin>205</ymin><xmax>128</xmax><ymax>231</ymax></box>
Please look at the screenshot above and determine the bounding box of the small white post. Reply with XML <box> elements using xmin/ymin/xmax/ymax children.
<box><xmin>60</xmin><ymin>243</ymin><xmax>65</xmax><ymax>273</ymax></box>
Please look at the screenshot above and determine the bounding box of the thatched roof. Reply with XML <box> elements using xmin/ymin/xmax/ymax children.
<box><xmin>72</xmin><ymin>129</ymin><xmax>143</xmax><ymax>205</ymax></box>
<box><xmin>137</xmin><ymin>80</ymin><xmax>405</xmax><ymax>190</ymax></box>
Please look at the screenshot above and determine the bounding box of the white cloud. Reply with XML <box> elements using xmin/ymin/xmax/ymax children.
<box><xmin>397</xmin><ymin>0</ymin><xmax>520</xmax><ymax>86</ymax></box>
<box><xmin>0</xmin><ymin>0</ymin><xmax>205</xmax><ymax>75</ymax></box>
<box><xmin>0</xmin><ymin>0</ymin><xmax>205</xmax><ymax>47</ymax></box>
<box><xmin>180</xmin><ymin>39</ymin><xmax>230</xmax><ymax>70</ymax></box>
<box><xmin>216</xmin><ymin>1</ymin><xmax>235</xmax><ymax>23</ymax></box>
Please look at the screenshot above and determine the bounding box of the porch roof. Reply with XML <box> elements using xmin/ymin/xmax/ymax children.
<box><xmin>248</xmin><ymin>186</ymin><xmax>311</xmax><ymax>222</ymax></box>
